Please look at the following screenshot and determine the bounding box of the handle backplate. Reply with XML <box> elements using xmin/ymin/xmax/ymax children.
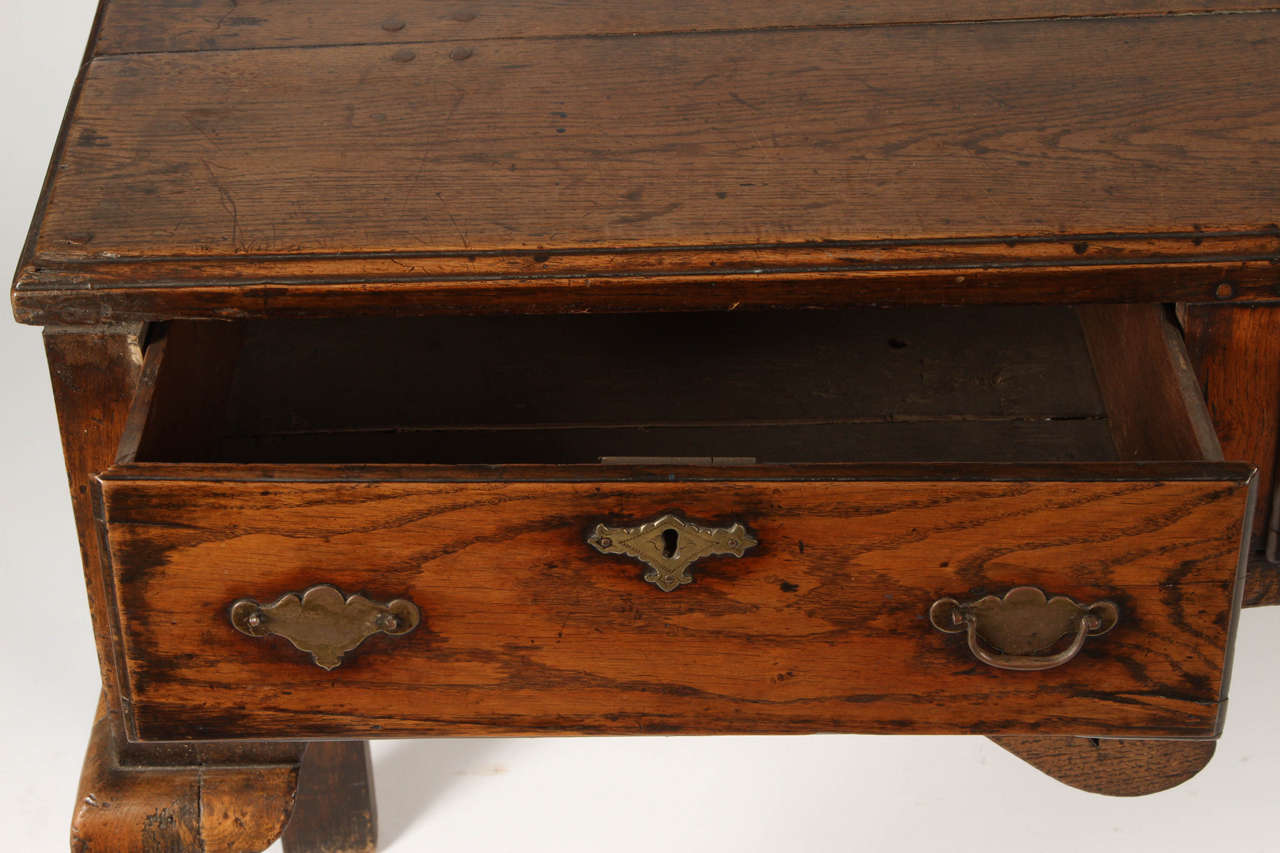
<box><xmin>930</xmin><ymin>586</ymin><xmax>1118</xmax><ymax>671</ymax></box>
<box><xmin>230</xmin><ymin>584</ymin><xmax>420</xmax><ymax>670</ymax></box>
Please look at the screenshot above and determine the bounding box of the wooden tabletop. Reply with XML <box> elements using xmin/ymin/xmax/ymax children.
<box><xmin>13</xmin><ymin>1</ymin><xmax>1280</xmax><ymax>323</ymax></box>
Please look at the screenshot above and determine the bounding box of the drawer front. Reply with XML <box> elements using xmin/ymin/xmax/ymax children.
<box><xmin>96</xmin><ymin>465</ymin><xmax>1253</xmax><ymax>741</ymax></box>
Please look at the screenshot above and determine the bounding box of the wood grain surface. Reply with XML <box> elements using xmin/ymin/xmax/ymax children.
<box><xmin>14</xmin><ymin>11</ymin><xmax>1280</xmax><ymax>323</ymax></box>
<box><xmin>94</xmin><ymin>1</ymin><xmax>1279</xmax><ymax>55</ymax></box>
<box><xmin>127</xmin><ymin>309</ymin><xmax>1117</xmax><ymax>466</ymax></box>
<box><xmin>222</xmin><ymin>309</ymin><xmax>1108</xmax><ymax>434</ymax></box>
<box><xmin>281</xmin><ymin>743</ymin><xmax>377</xmax><ymax>853</ymax></box>
<box><xmin>988</xmin><ymin>736</ymin><xmax>1217</xmax><ymax>795</ymax></box>
<box><xmin>1243</xmin><ymin>556</ymin><xmax>1280</xmax><ymax>606</ymax></box>
<box><xmin>1077</xmin><ymin>304</ymin><xmax>1223</xmax><ymax>463</ymax></box>
<box><xmin>71</xmin><ymin>694</ymin><xmax>301</xmax><ymax>853</ymax></box>
<box><xmin>96</xmin><ymin>468</ymin><xmax>1253</xmax><ymax>741</ymax></box>
<box><xmin>1182</xmin><ymin>304</ymin><xmax>1280</xmax><ymax>549</ymax></box>
<box><xmin>45</xmin><ymin>327</ymin><xmax>144</xmax><ymax>718</ymax></box>
<box><xmin>995</xmin><ymin>304</ymin><xmax>1239</xmax><ymax>790</ymax></box>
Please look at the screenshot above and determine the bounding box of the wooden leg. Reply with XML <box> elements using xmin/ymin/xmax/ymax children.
<box><xmin>1245</xmin><ymin>555</ymin><xmax>1280</xmax><ymax>607</ymax></box>
<box><xmin>989</xmin><ymin>735</ymin><xmax>1216</xmax><ymax>796</ymax></box>
<box><xmin>48</xmin><ymin>326</ymin><xmax>378</xmax><ymax>850</ymax></box>
<box><xmin>282</xmin><ymin>742</ymin><xmax>377</xmax><ymax>853</ymax></box>
<box><xmin>51</xmin><ymin>327</ymin><xmax>312</xmax><ymax>851</ymax></box>
<box><xmin>71</xmin><ymin>695</ymin><xmax>305</xmax><ymax>852</ymax></box>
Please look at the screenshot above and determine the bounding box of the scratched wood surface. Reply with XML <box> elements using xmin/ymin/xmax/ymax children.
<box><xmin>71</xmin><ymin>695</ymin><xmax>301</xmax><ymax>853</ymax></box>
<box><xmin>1077</xmin><ymin>304</ymin><xmax>1223</xmax><ymax>463</ymax></box>
<box><xmin>995</xmin><ymin>304</ymin><xmax>1240</xmax><ymax>791</ymax></box>
<box><xmin>45</xmin><ymin>328</ymin><xmax>144</xmax><ymax>721</ymax></box>
<box><xmin>223</xmin><ymin>308</ymin><xmax>1108</xmax><ymax>433</ymax></box>
<box><xmin>94</xmin><ymin>1</ymin><xmax>1277</xmax><ymax>55</ymax></box>
<box><xmin>96</xmin><ymin>469</ymin><xmax>1252</xmax><ymax>741</ymax></box>
<box><xmin>281</xmin><ymin>742</ymin><xmax>377</xmax><ymax>853</ymax></box>
<box><xmin>14</xmin><ymin>9</ymin><xmax>1280</xmax><ymax>322</ymax></box>
<box><xmin>988</xmin><ymin>736</ymin><xmax>1218</xmax><ymax>796</ymax></box>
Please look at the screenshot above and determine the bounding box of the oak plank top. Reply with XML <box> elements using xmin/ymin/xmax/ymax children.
<box><xmin>13</xmin><ymin>2</ymin><xmax>1280</xmax><ymax>323</ymax></box>
<box><xmin>91</xmin><ymin>1</ymin><xmax>1279</xmax><ymax>54</ymax></box>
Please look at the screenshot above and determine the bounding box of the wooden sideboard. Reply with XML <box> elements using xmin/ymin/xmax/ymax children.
<box><xmin>13</xmin><ymin>2</ymin><xmax>1279</xmax><ymax>850</ymax></box>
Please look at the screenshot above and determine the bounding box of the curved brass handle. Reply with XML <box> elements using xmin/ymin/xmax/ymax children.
<box><xmin>929</xmin><ymin>587</ymin><xmax>1118</xmax><ymax>672</ymax></box>
<box><xmin>587</xmin><ymin>512</ymin><xmax>757</xmax><ymax>591</ymax></box>
<box><xmin>230</xmin><ymin>584</ymin><xmax>420</xmax><ymax>670</ymax></box>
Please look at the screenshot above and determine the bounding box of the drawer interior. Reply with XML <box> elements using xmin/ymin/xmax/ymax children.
<box><xmin>100</xmin><ymin>304</ymin><xmax>1255</xmax><ymax>742</ymax></box>
<box><xmin>120</xmin><ymin>305</ymin><xmax>1217</xmax><ymax>466</ymax></box>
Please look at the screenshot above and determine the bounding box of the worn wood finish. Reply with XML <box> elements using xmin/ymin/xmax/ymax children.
<box><xmin>45</xmin><ymin>327</ymin><xmax>358</xmax><ymax>849</ymax></box>
<box><xmin>14</xmin><ymin>13</ymin><xmax>1280</xmax><ymax>324</ymax></box>
<box><xmin>989</xmin><ymin>736</ymin><xmax>1217</xmax><ymax>796</ymax></box>
<box><xmin>221</xmin><ymin>309</ymin><xmax>1108</xmax><ymax>435</ymax></box>
<box><xmin>217</xmin><ymin>421</ymin><xmax>1118</xmax><ymax>466</ymax></box>
<box><xmin>282</xmin><ymin>743</ymin><xmax>377</xmax><ymax>853</ymax></box>
<box><xmin>117</xmin><ymin>322</ymin><xmax>241</xmax><ymax>465</ymax></box>
<box><xmin>109</xmin><ymin>306</ymin><xmax>1246</xmax><ymax>799</ymax></box>
<box><xmin>999</xmin><ymin>305</ymin><xmax>1230</xmax><ymax>793</ymax></box>
<box><xmin>140</xmin><ymin>308</ymin><xmax>1114</xmax><ymax>465</ymax></box>
<box><xmin>94</xmin><ymin>1</ymin><xmax>1279</xmax><ymax>55</ymax></box>
<box><xmin>1182</xmin><ymin>304</ymin><xmax>1280</xmax><ymax>552</ymax></box>
<box><xmin>1243</xmin><ymin>557</ymin><xmax>1280</xmax><ymax>607</ymax></box>
<box><xmin>1077</xmin><ymin>304</ymin><xmax>1223</xmax><ymax>463</ymax></box>
<box><xmin>18</xmin><ymin>5</ymin><xmax>1278</xmax><ymax>837</ymax></box>
<box><xmin>16</xmin><ymin>263</ymin><xmax>1280</xmax><ymax>326</ymax></box>
<box><xmin>71</xmin><ymin>695</ymin><xmax>302</xmax><ymax>853</ymax></box>
<box><xmin>33</xmin><ymin>12</ymin><xmax>1280</xmax><ymax>255</ymax></box>
<box><xmin>95</xmin><ymin>467</ymin><xmax>1252</xmax><ymax>741</ymax></box>
<box><xmin>100</xmin><ymin>460</ymin><xmax>1251</xmax><ymax>485</ymax></box>
<box><xmin>1271</xmin><ymin>490</ymin><xmax>1280</xmax><ymax>562</ymax></box>
<box><xmin>45</xmin><ymin>327</ymin><xmax>145</xmax><ymax>717</ymax></box>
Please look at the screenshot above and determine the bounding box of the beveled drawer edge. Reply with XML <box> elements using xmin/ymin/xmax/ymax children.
<box><xmin>1214</xmin><ymin>475</ymin><xmax>1260</xmax><ymax>737</ymax></box>
<box><xmin>88</xmin><ymin>477</ymin><xmax>144</xmax><ymax>742</ymax></box>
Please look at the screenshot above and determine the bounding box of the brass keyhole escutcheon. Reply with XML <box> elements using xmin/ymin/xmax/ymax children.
<box><xmin>587</xmin><ymin>513</ymin><xmax>757</xmax><ymax>591</ymax></box>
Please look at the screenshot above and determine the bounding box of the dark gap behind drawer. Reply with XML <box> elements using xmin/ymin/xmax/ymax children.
<box><xmin>142</xmin><ymin>307</ymin><xmax>1117</xmax><ymax>464</ymax></box>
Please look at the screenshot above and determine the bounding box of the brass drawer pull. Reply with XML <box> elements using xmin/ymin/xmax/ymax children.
<box><xmin>929</xmin><ymin>586</ymin><xmax>1118</xmax><ymax>671</ymax></box>
<box><xmin>587</xmin><ymin>512</ymin><xmax>757</xmax><ymax>591</ymax></box>
<box><xmin>230</xmin><ymin>584</ymin><xmax>420</xmax><ymax>670</ymax></box>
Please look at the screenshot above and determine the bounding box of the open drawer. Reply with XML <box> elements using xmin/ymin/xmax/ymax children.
<box><xmin>94</xmin><ymin>305</ymin><xmax>1255</xmax><ymax>741</ymax></box>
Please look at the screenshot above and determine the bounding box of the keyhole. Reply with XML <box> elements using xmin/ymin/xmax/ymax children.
<box><xmin>661</xmin><ymin>528</ymin><xmax>679</xmax><ymax>558</ymax></box>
